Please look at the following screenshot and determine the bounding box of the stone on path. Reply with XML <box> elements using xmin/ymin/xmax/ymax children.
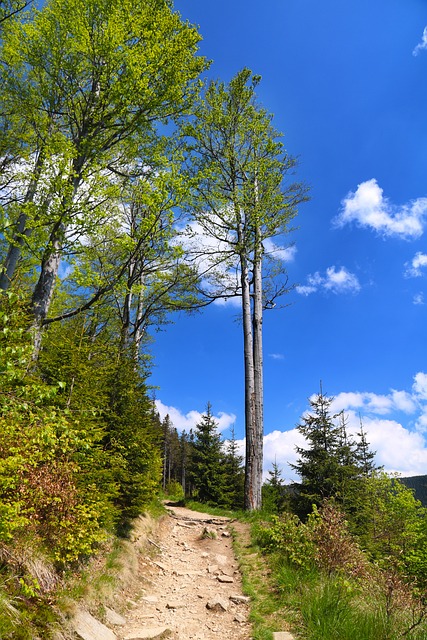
<box><xmin>72</xmin><ymin>609</ymin><xmax>117</xmax><ymax>640</ymax></box>
<box><xmin>166</xmin><ymin>601</ymin><xmax>186</xmax><ymax>609</ymax></box>
<box><xmin>123</xmin><ymin>628</ymin><xmax>172</xmax><ymax>640</ymax></box>
<box><xmin>230</xmin><ymin>595</ymin><xmax>250</xmax><ymax>605</ymax></box>
<box><xmin>272</xmin><ymin>632</ymin><xmax>295</xmax><ymax>640</ymax></box>
<box><xmin>206</xmin><ymin>597</ymin><xmax>229</xmax><ymax>612</ymax></box>
<box><xmin>217</xmin><ymin>574</ymin><xmax>234</xmax><ymax>583</ymax></box>
<box><xmin>105</xmin><ymin>607</ymin><xmax>127</xmax><ymax>627</ymax></box>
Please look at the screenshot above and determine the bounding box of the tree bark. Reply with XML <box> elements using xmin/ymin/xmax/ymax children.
<box><xmin>240</xmin><ymin>229</ymin><xmax>257</xmax><ymax>509</ymax></box>
<box><xmin>0</xmin><ymin>148</ymin><xmax>45</xmax><ymax>290</ymax></box>
<box><xmin>251</xmin><ymin>229</ymin><xmax>264</xmax><ymax>510</ymax></box>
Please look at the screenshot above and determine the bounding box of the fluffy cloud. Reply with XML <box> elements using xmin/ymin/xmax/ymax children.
<box><xmin>413</xmin><ymin>26</ymin><xmax>427</xmax><ymax>56</ymax></box>
<box><xmin>296</xmin><ymin>266</ymin><xmax>360</xmax><ymax>296</ymax></box>
<box><xmin>405</xmin><ymin>252</ymin><xmax>427</xmax><ymax>277</ymax></box>
<box><xmin>413</xmin><ymin>293</ymin><xmax>425</xmax><ymax>306</ymax></box>
<box><xmin>331</xmin><ymin>388</ymin><xmax>417</xmax><ymax>415</ymax></box>
<box><xmin>335</xmin><ymin>179</ymin><xmax>427</xmax><ymax>239</ymax></box>
<box><xmin>413</xmin><ymin>372</ymin><xmax>427</xmax><ymax>400</ymax></box>
<box><xmin>155</xmin><ymin>399</ymin><xmax>236</xmax><ymax>434</ymax></box>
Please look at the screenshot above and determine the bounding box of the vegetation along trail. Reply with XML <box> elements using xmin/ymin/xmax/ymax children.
<box><xmin>113</xmin><ymin>504</ymin><xmax>252</xmax><ymax>640</ymax></box>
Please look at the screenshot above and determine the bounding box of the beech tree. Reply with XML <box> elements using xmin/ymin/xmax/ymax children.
<box><xmin>0</xmin><ymin>0</ymin><xmax>206</xmax><ymax>354</ymax></box>
<box><xmin>185</xmin><ymin>69</ymin><xmax>308</xmax><ymax>509</ymax></box>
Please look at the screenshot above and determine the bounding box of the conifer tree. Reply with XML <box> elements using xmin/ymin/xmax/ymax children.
<box><xmin>222</xmin><ymin>426</ymin><xmax>245</xmax><ymax>510</ymax></box>
<box><xmin>291</xmin><ymin>388</ymin><xmax>351</xmax><ymax>517</ymax></box>
<box><xmin>262</xmin><ymin>459</ymin><xmax>288</xmax><ymax>513</ymax></box>
<box><xmin>190</xmin><ymin>403</ymin><xmax>224</xmax><ymax>505</ymax></box>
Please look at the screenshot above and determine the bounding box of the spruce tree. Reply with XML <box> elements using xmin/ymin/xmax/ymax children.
<box><xmin>291</xmin><ymin>388</ymin><xmax>351</xmax><ymax>517</ymax></box>
<box><xmin>262</xmin><ymin>459</ymin><xmax>288</xmax><ymax>513</ymax></box>
<box><xmin>222</xmin><ymin>426</ymin><xmax>245</xmax><ymax>510</ymax></box>
<box><xmin>190</xmin><ymin>403</ymin><xmax>224</xmax><ymax>505</ymax></box>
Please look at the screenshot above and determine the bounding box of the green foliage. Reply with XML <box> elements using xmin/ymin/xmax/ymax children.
<box><xmin>262</xmin><ymin>460</ymin><xmax>288</xmax><ymax>514</ymax></box>
<box><xmin>189</xmin><ymin>403</ymin><xmax>225</xmax><ymax>505</ymax></box>
<box><xmin>349</xmin><ymin>472</ymin><xmax>427</xmax><ymax>587</ymax></box>
<box><xmin>255</xmin><ymin>513</ymin><xmax>316</xmax><ymax>572</ymax></box>
<box><xmin>291</xmin><ymin>389</ymin><xmax>378</xmax><ymax>518</ymax></box>
<box><xmin>222</xmin><ymin>426</ymin><xmax>245</xmax><ymax>510</ymax></box>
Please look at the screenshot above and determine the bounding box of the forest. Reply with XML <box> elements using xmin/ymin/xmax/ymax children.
<box><xmin>1</xmin><ymin>0</ymin><xmax>427</xmax><ymax>638</ymax></box>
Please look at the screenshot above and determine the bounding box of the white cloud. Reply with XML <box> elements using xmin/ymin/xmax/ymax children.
<box><xmin>413</xmin><ymin>293</ymin><xmax>425</xmax><ymax>305</ymax></box>
<box><xmin>335</xmin><ymin>179</ymin><xmax>427</xmax><ymax>239</ymax></box>
<box><xmin>296</xmin><ymin>266</ymin><xmax>360</xmax><ymax>296</ymax></box>
<box><xmin>413</xmin><ymin>26</ymin><xmax>427</xmax><ymax>56</ymax></box>
<box><xmin>269</xmin><ymin>353</ymin><xmax>285</xmax><ymax>360</ymax></box>
<box><xmin>331</xmin><ymin>388</ymin><xmax>417</xmax><ymax>416</ymax></box>
<box><xmin>263</xmin><ymin>238</ymin><xmax>297</xmax><ymax>262</ymax></box>
<box><xmin>405</xmin><ymin>252</ymin><xmax>427</xmax><ymax>277</ymax></box>
<box><xmin>155</xmin><ymin>399</ymin><xmax>236</xmax><ymax>434</ymax></box>
<box><xmin>413</xmin><ymin>372</ymin><xmax>427</xmax><ymax>400</ymax></box>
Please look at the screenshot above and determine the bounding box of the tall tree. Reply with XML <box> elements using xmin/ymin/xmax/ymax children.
<box><xmin>190</xmin><ymin>403</ymin><xmax>224</xmax><ymax>505</ymax></box>
<box><xmin>291</xmin><ymin>388</ymin><xmax>349</xmax><ymax>517</ymax></box>
<box><xmin>222</xmin><ymin>425</ymin><xmax>245</xmax><ymax>509</ymax></box>
<box><xmin>185</xmin><ymin>69</ymin><xmax>308</xmax><ymax>509</ymax></box>
<box><xmin>0</xmin><ymin>0</ymin><xmax>206</xmax><ymax>353</ymax></box>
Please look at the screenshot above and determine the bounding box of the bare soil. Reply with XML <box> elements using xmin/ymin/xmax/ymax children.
<box><xmin>117</xmin><ymin>503</ymin><xmax>252</xmax><ymax>640</ymax></box>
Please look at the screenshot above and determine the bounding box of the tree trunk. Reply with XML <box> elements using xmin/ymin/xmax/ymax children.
<box><xmin>241</xmin><ymin>244</ymin><xmax>257</xmax><ymax>510</ymax></box>
<box><xmin>251</xmin><ymin>230</ymin><xmax>264</xmax><ymax>510</ymax></box>
<box><xmin>30</xmin><ymin>226</ymin><xmax>62</xmax><ymax>358</ymax></box>
<box><xmin>0</xmin><ymin>148</ymin><xmax>45</xmax><ymax>290</ymax></box>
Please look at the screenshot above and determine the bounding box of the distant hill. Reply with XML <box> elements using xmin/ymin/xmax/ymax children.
<box><xmin>400</xmin><ymin>475</ymin><xmax>427</xmax><ymax>507</ymax></box>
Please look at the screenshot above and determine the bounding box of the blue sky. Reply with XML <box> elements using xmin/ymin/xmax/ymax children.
<box><xmin>150</xmin><ymin>0</ymin><xmax>427</xmax><ymax>481</ymax></box>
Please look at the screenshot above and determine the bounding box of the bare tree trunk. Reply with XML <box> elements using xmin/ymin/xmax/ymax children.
<box><xmin>241</xmin><ymin>243</ymin><xmax>257</xmax><ymax>510</ymax></box>
<box><xmin>251</xmin><ymin>231</ymin><xmax>264</xmax><ymax>510</ymax></box>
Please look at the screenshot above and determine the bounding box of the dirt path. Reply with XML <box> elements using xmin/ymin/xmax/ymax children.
<box><xmin>118</xmin><ymin>504</ymin><xmax>252</xmax><ymax>640</ymax></box>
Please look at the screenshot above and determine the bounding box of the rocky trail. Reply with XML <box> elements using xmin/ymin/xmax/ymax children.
<box><xmin>72</xmin><ymin>504</ymin><xmax>253</xmax><ymax>640</ymax></box>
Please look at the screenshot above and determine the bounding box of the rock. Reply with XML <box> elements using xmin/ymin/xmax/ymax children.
<box><xmin>221</xmin><ymin>531</ymin><xmax>231</xmax><ymax>538</ymax></box>
<box><xmin>217</xmin><ymin>575</ymin><xmax>234</xmax><ymax>583</ymax></box>
<box><xmin>206</xmin><ymin>597</ymin><xmax>229</xmax><ymax>612</ymax></box>
<box><xmin>207</xmin><ymin>564</ymin><xmax>219</xmax><ymax>574</ymax></box>
<box><xmin>141</xmin><ymin>596</ymin><xmax>159</xmax><ymax>604</ymax></box>
<box><xmin>123</xmin><ymin>628</ymin><xmax>172</xmax><ymax>640</ymax></box>
<box><xmin>153</xmin><ymin>561</ymin><xmax>168</xmax><ymax>572</ymax></box>
<box><xmin>272</xmin><ymin>633</ymin><xmax>295</xmax><ymax>640</ymax></box>
<box><xmin>214</xmin><ymin>554</ymin><xmax>228</xmax><ymax>566</ymax></box>
<box><xmin>105</xmin><ymin>607</ymin><xmax>127</xmax><ymax>626</ymax></box>
<box><xmin>166</xmin><ymin>601</ymin><xmax>186</xmax><ymax>609</ymax></box>
<box><xmin>234</xmin><ymin>613</ymin><xmax>246</xmax><ymax>623</ymax></box>
<box><xmin>230</xmin><ymin>595</ymin><xmax>250</xmax><ymax>605</ymax></box>
<box><xmin>72</xmin><ymin>609</ymin><xmax>117</xmax><ymax>640</ymax></box>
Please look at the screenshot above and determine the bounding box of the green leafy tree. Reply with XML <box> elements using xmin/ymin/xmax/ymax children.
<box><xmin>185</xmin><ymin>69</ymin><xmax>308</xmax><ymax>510</ymax></box>
<box><xmin>0</xmin><ymin>292</ymin><xmax>111</xmax><ymax>565</ymax></box>
<box><xmin>0</xmin><ymin>0</ymin><xmax>206</xmax><ymax>356</ymax></box>
<box><xmin>190</xmin><ymin>403</ymin><xmax>224</xmax><ymax>505</ymax></box>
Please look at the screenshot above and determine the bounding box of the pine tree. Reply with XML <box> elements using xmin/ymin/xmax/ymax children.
<box><xmin>354</xmin><ymin>415</ymin><xmax>378</xmax><ymax>476</ymax></box>
<box><xmin>190</xmin><ymin>403</ymin><xmax>224</xmax><ymax>505</ymax></box>
<box><xmin>222</xmin><ymin>426</ymin><xmax>245</xmax><ymax>510</ymax></box>
<box><xmin>291</xmin><ymin>387</ymin><xmax>352</xmax><ymax>517</ymax></box>
<box><xmin>262</xmin><ymin>459</ymin><xmax>288</xmax><ymax>513</ymax></box>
